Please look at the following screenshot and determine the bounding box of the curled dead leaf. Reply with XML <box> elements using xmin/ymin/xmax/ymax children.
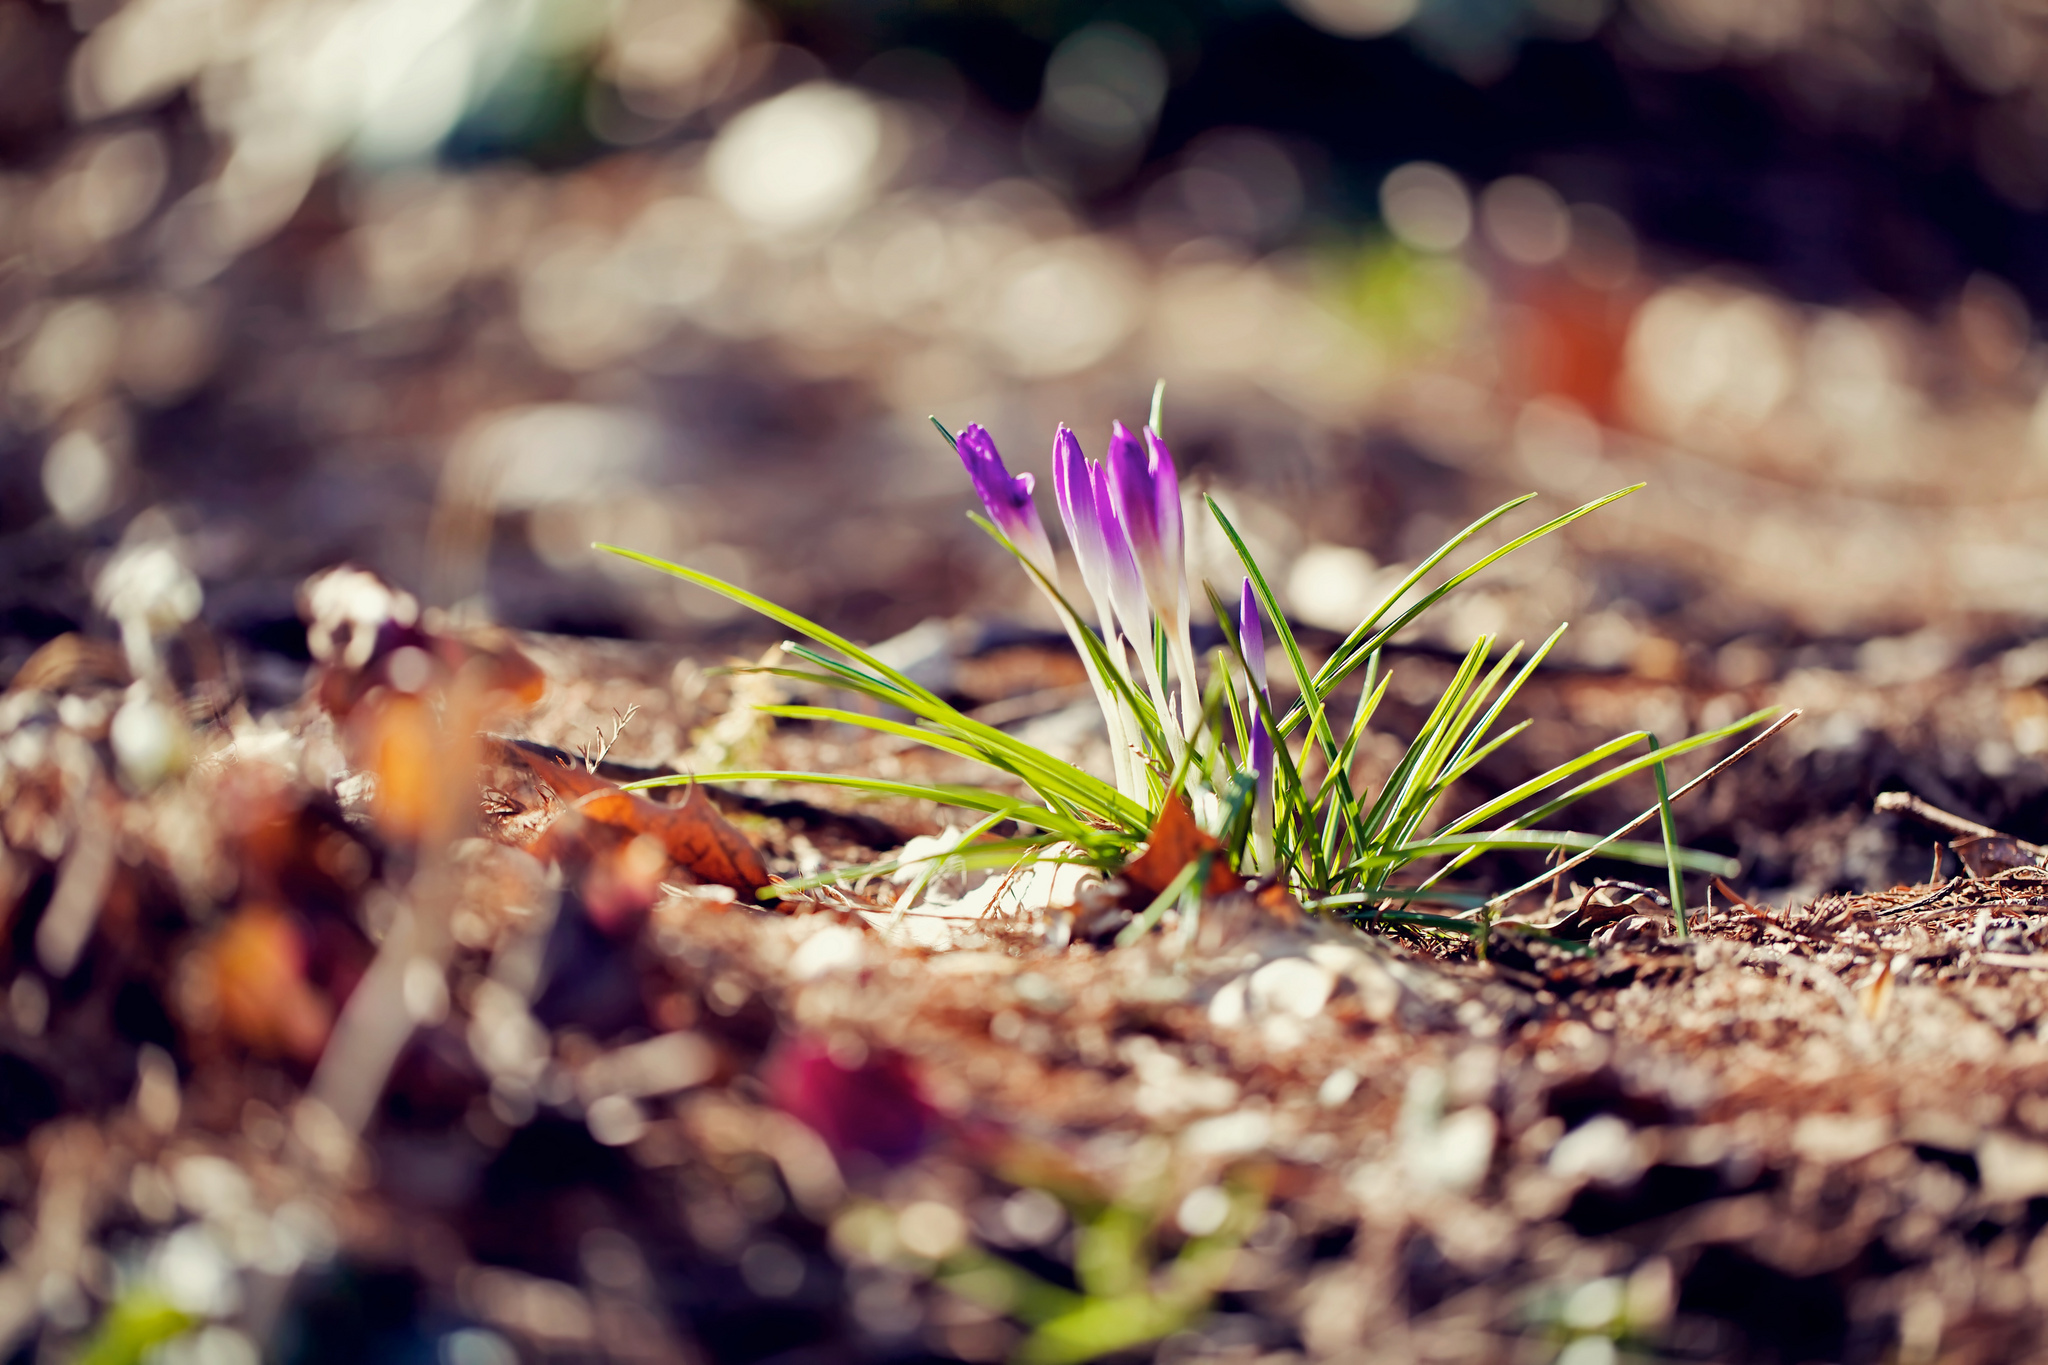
<box><xmin>1120</xmin><ymin>796</ymin><xmax>1243</xmax><ymax>902</ymax></box>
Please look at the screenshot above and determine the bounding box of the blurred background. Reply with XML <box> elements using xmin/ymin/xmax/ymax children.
<box><xmin>8</xmin><ymin>0</ymin><xmax>2048</xmax><ymax>708</ymax></box>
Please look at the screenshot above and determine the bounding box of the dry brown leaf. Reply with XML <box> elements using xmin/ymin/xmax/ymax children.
<box><xmin>1120</xmin><ymin>796</ymin><xmax>1243</xmax><ymax>901</ymax></box>
<box><xmin>488</xmin><ymin>740</ymin><xmax>769</xmax><ymax>899</ymax></box>
<box><xmin>1953</xmin><ymin>834</ymin><xmax>2039</xmax><ymax>879</ymax></box>
<box><xmin>571</xmin><ymin>788</ymin><xmax>770</xmax><ymax>900</ymax></box>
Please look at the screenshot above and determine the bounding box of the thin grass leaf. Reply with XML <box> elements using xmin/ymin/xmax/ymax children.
<box><xmin>765</xmin><ymin>834</ymin><xmax>1080</xmax><ymax>897</ymax></box>
<box><xmin>1505</xmin><ymin>709</ymin><xmax>1774</xmax><ymax>830</ymax></box>
<box><xmin>621</xmin><ymin>770</ymin><xmax>1102</xmax><ymax>844</ymax></box>
<box><xmin>1114</xmin><ymin>852</ymin><xmax>1209</xmax><ymax>948</ymax></box>
<box><xmin>1435</xmin><ymin>731</ymin><xmax>1651</xmax><ymax>839</ymax></box>
<box><xmin>1373</xmin><ymin>830</ymin><xmax>1739</xmax><ymax>876</ymax></box>
<box><xmin>1205</xmin><ymin>499</ymin><xmax>1343</xmax><ymax>769</ymax></box>
<box><xmin>1306</xmin><ymin>888</ymin><xmax>1490</xmax><ymax>910</ymax></box>
<box><xmin>1650</xmin><ymin>735</ymin><xmax>1688</xmax><ymax>937</ymax></box>
<box><xmin>1351</xmin><ymin>636</ymin><xmax>1493</xmax><ymax>856</ymax></box>
<box><xmin>1292</xmin><ymin>485</ymin><xmax>1644</xmax><ymax>728</ymax></box>
<box><xmin>596</xmin><ymin>545</ymin><xmax>939</xmax><ymax>704</ymax></box>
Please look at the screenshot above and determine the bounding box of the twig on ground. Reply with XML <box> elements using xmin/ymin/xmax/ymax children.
<box><xmin>1875</xmin><ymin>791</ymin><xmax>2047</xmax><ymax>858</ymax></box>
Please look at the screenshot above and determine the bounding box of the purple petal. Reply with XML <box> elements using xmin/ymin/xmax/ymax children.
<box><xmin>1105</xmin><ymin>420</ymin><xmax>1155</xmax><ymax>557</ymax></box>
<box><xmin>1053</xmin><ymin>425</ymin><xmax>1107</xmax><ymax>596</ymax></box>
<box><xmin>1239</xmin><ymin>578</ymin><xmax>1268</xmax><ymax>694</ymax></box>
<box><xmin>956</xmin><ymin>423</ymin><xmax>1052</xmax><ymax>571</ymax></box>
<box><xmin>1143</xmin><ymin>426</ymin><xmax>1185</xmax><ymax>581</ymax></box>
<box><xmin>1094</xmin><ymin>459</ymin><xmax>1150</xmax><ymax>646</ymax></box>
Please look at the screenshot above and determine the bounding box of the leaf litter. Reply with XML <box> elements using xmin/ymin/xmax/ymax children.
<box><xmin>13</xmin><ymin>570</ymin><xmax>2048</xmax><ymax>1364</ymax></box>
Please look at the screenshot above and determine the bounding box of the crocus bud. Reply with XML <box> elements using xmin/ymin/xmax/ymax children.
<box><xmin>1239</xmin><ymin>578</ymin><xmax>1268</xmax><ymax>694</ymax></box>
<box><xmin>1241</xmin><ymin>580</ymin><xmax>1273</xmax><ymax>795</ymax></box>
<box><xmin>1094</xmin><ymin>460</ymin><xmax>1152</xmax><ymax>654</ymax></box>
<box><xmin>1052</xmin><ymin>425</ymin><xmax>1109</xmax><ymax>602</ymax></box>
<box><xmin>956</xmin><ymin>424</ymin><xmax>1054</xmax><ymax>574</ymax></box>
<box><xmin>1105</xmin><ymin>420</ymin><xmax>1185</xmax><ymax>620</ymax></box>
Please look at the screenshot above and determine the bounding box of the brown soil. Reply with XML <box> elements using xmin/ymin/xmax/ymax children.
<box><xmin>10</xmin><ymin>618</ymin><xmax>2048</xmax><ymax>1365</ymax></box>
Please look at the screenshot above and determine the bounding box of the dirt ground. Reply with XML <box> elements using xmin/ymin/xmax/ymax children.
<box><xmin>11</xmin><ymin>601</ymin><xmax>2048</xmax><ymax>1365</ymax></box>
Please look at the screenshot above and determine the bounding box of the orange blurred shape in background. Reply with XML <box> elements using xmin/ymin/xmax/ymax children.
<box><xmin>207</xmin><ymin>904</ymin><xmax>334</xmax><ymax>1063</ymax></box>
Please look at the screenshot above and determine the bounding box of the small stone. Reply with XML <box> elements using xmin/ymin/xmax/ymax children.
<box><xmin>789</xmin><ymin>924</ymin><xmax>869</xmax><ymax>981</ymax></box>
<box><xmin>1248</xmin><ymin>957</ymin><xmax>1338</xmax><ymax>1020</ymax></box>
<box><xmin>1548</xmin><ymin>1115</ymin><xmax>1644</xmax><ymax>1188</ymax></box>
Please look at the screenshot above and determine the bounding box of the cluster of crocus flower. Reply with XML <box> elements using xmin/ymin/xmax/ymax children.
<box><xmin>954</xmin><ymin>416</ymin><xmax>1273</xmax><ymax>848</ymax></box>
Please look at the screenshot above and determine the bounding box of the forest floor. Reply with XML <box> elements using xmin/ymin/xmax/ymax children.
<box><xmin>9</xmin><ymin>598</ymin><xmax>2048</xmax><ymax>1365</ymax></box>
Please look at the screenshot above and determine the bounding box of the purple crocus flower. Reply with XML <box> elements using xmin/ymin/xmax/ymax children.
<box><xmin>1241</xmin><ymin>579</ymin><xmax>1273</xmax><ymax>796</ymax></box>
<box><xmin>1094</xmin><ymin>459</ymin><xmax>1152</xmax><ymax>658</ymax></box>
<box><xmin>956</xmin><ymin>424</ymin><xmax>1054</xmax><ymax>575</ymax></box>
<box><xmin>1105</xmin><ymin>421</ymin><xmax>1185</xmax><ymax>620</ymax></box>
<box><xmin>1052</xmin><ymin>425</ymin><xmax>1109</xmax><ymax>601</ymax></box>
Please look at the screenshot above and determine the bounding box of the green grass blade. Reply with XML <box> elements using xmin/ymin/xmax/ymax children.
<box><xmin>1114</xmin><ymin>851</ymin><xmax>1210</xmax><ymax>948</ymax></box>
<box><xmin>1650</xmin><ymin>735</ymin><xmax>1688</xmax><ymax>937</ymax></box>
<box><xmin>621</xmin><ymin>770</ymin><xmax>1100</xmax><ymax>842</ymax></box>
<box><xmin>1436</xmin><ymin>731</ymin><xmax>1651</xmax><ymax>838</ymax></box>
<box><xmin>598</xmin><ymin>545</ymin><xmax>943</xmax><ymax>705</ymax></box>
<box><xmin>1507</xmin><ymin>709</ymin><xmax>1774</xmax><ymax>830</ymax></box>
<box><xmin>1291</xmin><ymin>485</ymin><xmax>1644</xmax><ymax>728</ymax></box>
<box><xmin>766</xmin><ymin>835</ymin><xmax>1082</xmax><ymax>897</ymax></box>
<box><xmin>1378</xmin><ymin>830</ymin><xmax>1739</xmax><ymax>876</ymax></box>
<box><xmin>1205</xmin><ymin>497</ymin><xmax>1343</xmax><ymax>768</ymax></box>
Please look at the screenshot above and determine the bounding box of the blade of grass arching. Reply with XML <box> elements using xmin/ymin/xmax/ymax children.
<box><xmin>764</xmin><ymin>832</ymin><xmax>1075</xmax><ymax>897</ymax></box>
<box><xmin>604</xmin><ymin>538</ymin><xmax>1143</xmax><ymax>830</ymax></box>
<box><xmin>1205</xmin><ymin>498</ymin><xmax>1343</xmax><ymax>768</ymax></box>
<box><xmin>754</xmin><ymin>704</ymin><xmax>1017</xmax><ymax>767</ymax></box>
<box><xmin>1295</xmin><ymin>485</ymin><xmax>1644</xmax><ymax>724</ymax></box>
<box><xmin>1421</xmin><ymin>625</ymin><xmax>1567</xmax><ymax>807</ymax></box>
<box><xmin>1379</xmin><ymin>640</ymin><xmax>1534</xmax><ymax>863</ymax></box>
<box><xmin>1378</xmin><ymin>830</ymin><xmax>1740</xmax><ymax>876</ymax></box>
<box><xmin>1650</xmin><ymin>735</ymin><xmax>1689</xmax><ymax>937</ymax></box>
<box><xmin>1480</xmin><ymin>707</ymin><xmax>1800</xmax><ymax>911</ymax></box>
<box><xmin>1383</xmin><ymin>638</ymin><xmax>1520</xmax><ymax>846</ymax></box>
<box><xmin>597</xmin><ymin>545</ymin><xmax>939</xmax><ymax>705</ymax></box>
<box><xmin>1438</xmin><ymin>624</ymin><xmax>1564</xmax><ymax>780</ymax></box>
<box><xmin>1435</xmin><ymin>719</ymin><xmax>1533</xmax><ymax>792</ymax></box>
<box><xmin>1503</xmin><ymin>708</ymin><xmax>1774</xmax><ymax>830</ymax></box>
<box><xmin>1273</xmin><ymin>493</ymin><xmax>1538</xmax><ymax>733</ymax></box>
<box><xmin>621</xmin><ymin>771</ymin><xmax>1099</xmax><ymax>842</ymax></box>
<box><xmin>771</xmin><ymin>647</ymin><xmax>905</xmax><ymax>700</ymax></box>
<box><xmin>1317</xmin><ymin>664</ymin><xmax>1392</xmax><ymax>869</ymax></box>
<box><xmin>1434</xmin><ymin>731</ymin><xmax>1652</xmax><ymax>838</ymax></box>
<box><xmin>1114</xmin><ymin>851</ymin><xmax>1211</xmax><ymax>948</ymax></box>
<box><xmin>1352</xmin><ymin>635</ymin><xmax>1492</xmax><ymax>855</ymax></box>
<box><xmin>770</xmin><ymin>648</ymin><xmax>1144</xmax><ymax>831</ymax></box>
<box><xmin>1149</xmin><ymin>378</ymin><xmax>1167</xmax><ymax>435</ymax></box>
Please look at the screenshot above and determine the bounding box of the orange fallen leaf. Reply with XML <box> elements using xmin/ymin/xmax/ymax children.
<box><xmin>207</xmin><ymin>904</ymin><xmax>333</xmax><ymax>1063</ymax></box>
<box><xmin>1119</xmin><ymin>796</ymin><xmax>1243</xmax><ymax>902</ymax></box>
<box><xmin>490</xmin><ymin>740</ymin><xmax>769</xmax><ymax>899</ymax></box>
<box><xmin>572</xmin><ymin>788</ymin><xmax>770</xmax><ymax>900</ymax></box>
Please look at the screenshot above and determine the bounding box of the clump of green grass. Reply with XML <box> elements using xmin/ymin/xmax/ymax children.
<box><xmin>607</xmin><ymin>383</ymin><xmax>1765</xmax><ymax>942</ymax></box>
